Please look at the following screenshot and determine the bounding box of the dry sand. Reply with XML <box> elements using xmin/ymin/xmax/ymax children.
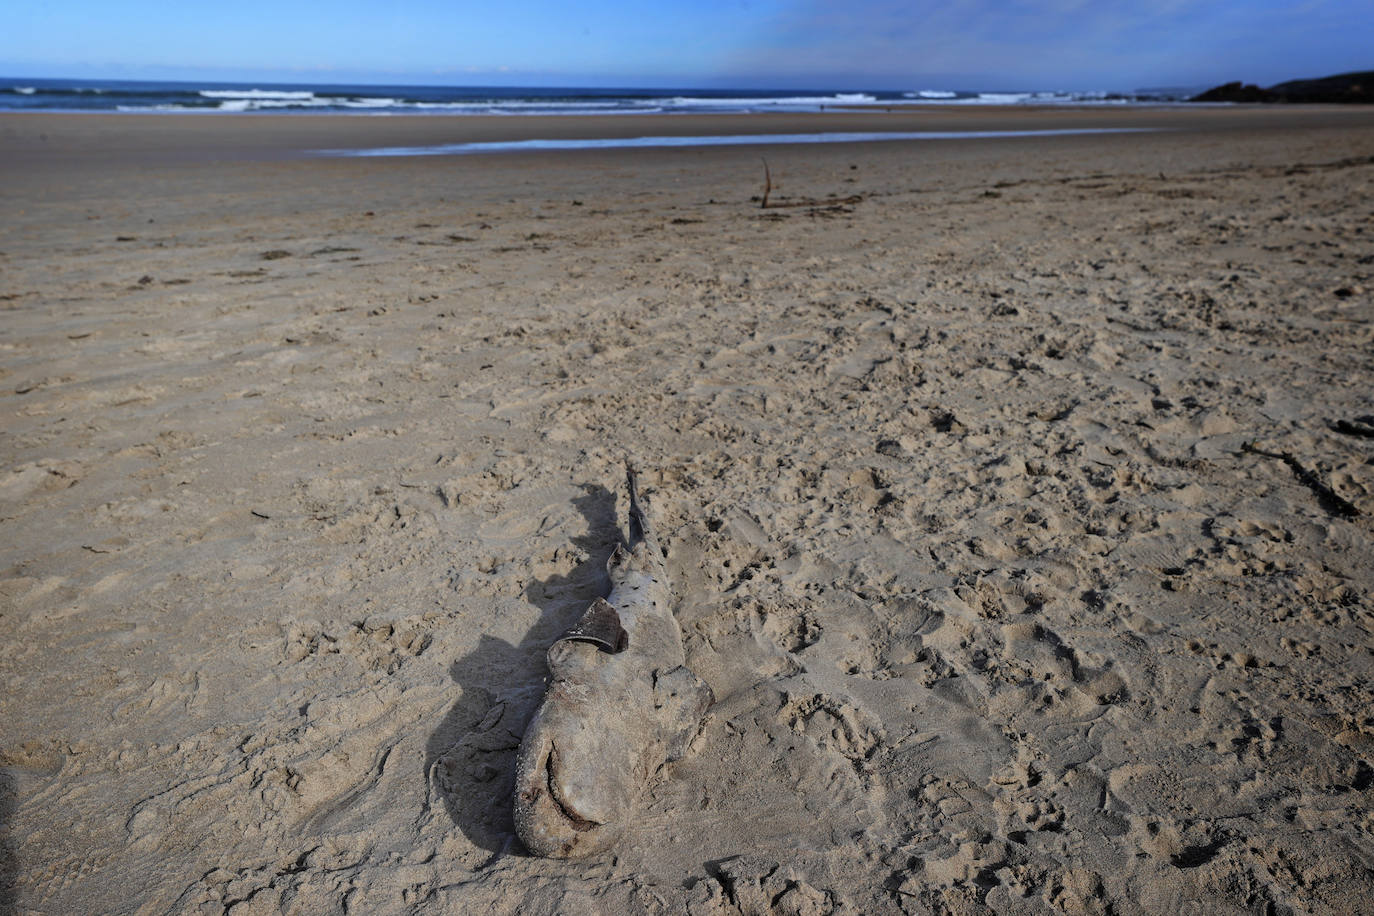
<box><xmin>2</xmin><ymin>106</ymin><xmax>1373</xmax><ymax>914</ymax></box>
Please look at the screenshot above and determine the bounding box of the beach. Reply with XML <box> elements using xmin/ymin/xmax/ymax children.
<box><xmin>2</xmin><ymin>105</ymin><xmax>1373</xmax><ymax>913</ymax></box>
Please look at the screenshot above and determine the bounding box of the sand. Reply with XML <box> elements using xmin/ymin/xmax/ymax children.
<box><xmin>1</xmin><ymin>106</ymin><xmax>1373</xmax><ymax>914</ymax></box>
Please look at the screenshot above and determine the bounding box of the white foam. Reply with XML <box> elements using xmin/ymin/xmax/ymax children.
<box><xmin>976</xmin><ymin>92</ymin><xmax>1037</xmax><ymax>104</ymax></box>
<box><xmin>117</xmin><ymin>104</ymin><xmax>216</xmax><ymax>112</ymax></box>
<box><xmin>339</xmin><ymin>97</ymin><xmax>398</xmax><ymax>108</ymax></box>
<box><xmin>240</xmin><ymin>98</ymin><xmax>329</xmax><ymax>108</ymax></box>
<box><xmin>893</xmin><ymin>90</ymin><xmax>1138</xmax><ymax>106</ymax></box>
<box><xmin>14</xmin><ymin>86</ymin><xmax>36</xmax><ymax>95</ymax></box>
<box><xmin>115</xmin><ymin>98</ymin><xmax>660</xmax><ymax>116</ymax></box>
<box><xmin>406</xmin><ymin>99</ymin><xmax>634</xmax><ymax>111</ymax></box>
<box><xmin>662</xmin><ymin>93</ymin><xmax>879</xmax><ymax>109</ymax></box>
<box><xmin>214</xmin><ymin>96</ymin><xmax>377</xmax><ymax>111</ymax></box>
<box><xmin>200</xmin><ymin>89</ymin><xmax>316</xmax><ymax>100</ymax></box>
<box><xmin>319</xmin><ymin>127</ymin><xmax>1159</xmax><ymax>157</ymax></box>
<box><xmin>392</xmin><ymin>93</ymin><xmax>882</xmax><ymax>114</ymax></box>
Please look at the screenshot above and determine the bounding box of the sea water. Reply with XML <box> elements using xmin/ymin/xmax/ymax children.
<box><xmin>318</xmin><ymin>128</ymin><xmax>1160</xmax><ymax>157</ymax></box>
<box><xmin>0</xmin><ymin>78</ymin><xmax>1200</xmax><ymax>115</ymax></box>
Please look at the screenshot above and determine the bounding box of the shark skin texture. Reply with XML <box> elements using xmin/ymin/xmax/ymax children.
<box><xmin>512</xmin><ymin>467</ymin><xmax>714</xmax><ymax>858</ymax></box>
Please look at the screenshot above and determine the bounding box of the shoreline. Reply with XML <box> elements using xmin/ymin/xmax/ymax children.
<box><xmin>5</xmin><ymin>105</ymin><xmax>1374</xmax><ymax>167</ymax></box>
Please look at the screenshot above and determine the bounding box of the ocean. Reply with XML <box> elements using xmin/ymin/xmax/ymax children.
<box><xmin>0</xmin><ymin>78</ymin><xmax>1198</xmax><ymax>115</ymax></box>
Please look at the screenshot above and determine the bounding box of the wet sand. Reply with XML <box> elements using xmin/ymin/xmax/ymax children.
<box><xmin>4</xmin><ymin>104</ymin><xmax>1372</xmax><ymax>164</ymax></box>
<box><xmin>2</xmin><ymin>106</ymin><xmax>1373</xmax><ymax>914</ymax></box>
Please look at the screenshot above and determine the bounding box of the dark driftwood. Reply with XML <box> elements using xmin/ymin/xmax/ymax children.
<box><xmin>1241</xmin><ymin>442</ymin><xmax>1360</xmax><ymax>519</ymax></box>
<box><xmin>764</xmin><ymin>195</ymin><xmax>865</xmax><ymax>210</ymax></box>
<box><xmin>758</xmin><ymin>158</ymin><xmax>863</xmax><ymax>210</ymax></box>
<box><xmin>1330</xmin><ymin>417</ymin><xmax>1374</xmax><ymax>440</ymax></box>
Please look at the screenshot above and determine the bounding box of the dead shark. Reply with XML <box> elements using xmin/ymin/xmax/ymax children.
<box><xmin>513</xmin><ymin>466</ymin><xmax>714</xmax><ymax>858</ymax></box>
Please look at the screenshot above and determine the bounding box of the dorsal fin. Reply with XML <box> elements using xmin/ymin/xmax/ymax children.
<box><xmin>558</xmin><ymin>598</ymin><xmax>627</xmax><ymax>653</ymax></box>
<box><xmin>626</xmin><ymin>463</ymin><xmax>657</xmax><ymax>554</ymax></box>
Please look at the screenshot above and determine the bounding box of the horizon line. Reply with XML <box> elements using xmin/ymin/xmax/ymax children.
<box><xmin>0</xmin><ymin>72</ymin><xmax>1213</xmax><ymax>94</ymax></box>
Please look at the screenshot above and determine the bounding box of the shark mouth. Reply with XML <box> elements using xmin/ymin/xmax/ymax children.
<box><xmin>545</xmin><ymin>743</ymin><xmax>599</xmax><ymax>833</ymax></box>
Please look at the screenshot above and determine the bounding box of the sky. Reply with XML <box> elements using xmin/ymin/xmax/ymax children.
<box><xmin>2</xmin><ymin>0</ymin><xmax>1370</xmax><ymax>90</ymax></box>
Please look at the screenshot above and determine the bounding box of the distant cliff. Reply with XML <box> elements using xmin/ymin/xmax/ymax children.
<box><xmin>1192</xmin><ymin>70</ymin><xmax>1373</xmax><ymax>103</ymax></box>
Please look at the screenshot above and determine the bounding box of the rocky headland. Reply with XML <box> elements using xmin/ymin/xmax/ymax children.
<box><xmin>1193</xmin><ymin>69</ymin><xmax>1373</xmax><ymax>103</ymax></box>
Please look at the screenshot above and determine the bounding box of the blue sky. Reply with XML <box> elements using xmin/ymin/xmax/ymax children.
<box><xmin>3</xmin><ymin>1</ymin><xmax>1369</xmax><ymax>90</ymax></box>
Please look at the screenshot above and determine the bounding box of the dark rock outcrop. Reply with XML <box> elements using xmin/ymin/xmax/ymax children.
<box><xmin>1191</xmin><ymin>70</ymin><xmax>1373</xmax><ymax>104</ymax></box>
<box><xmin>1269</xmin><ymin>71</ymin><xmax>1373</xmax><ymax>103</ymax></box>
<box><xmin>1191</xmin><ymin>81</ymin><xmax>1277</xmax><ymax>103</ymax></box>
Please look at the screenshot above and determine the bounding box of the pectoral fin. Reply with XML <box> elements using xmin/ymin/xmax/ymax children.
<box><xmin>652</xmin><ymin>665</ymin><xmax>715</xmax><ymax>760</ymax></box>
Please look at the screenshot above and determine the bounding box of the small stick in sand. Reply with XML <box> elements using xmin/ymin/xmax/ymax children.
<box><xmin>512</xmin><ymin>466</ymin><xmax>714</xmax><ymax>858</ymax></box>
<box><xmin>757</xmin><ymin>157</ymin><xmax>862</xmax><ymax>210</ymax></box>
